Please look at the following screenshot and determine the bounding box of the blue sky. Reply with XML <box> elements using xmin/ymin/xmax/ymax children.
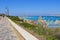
<box><xmin>0</xmin><ymin>0</ymin><xmax>60</xmax><ymax>16</ymax></box>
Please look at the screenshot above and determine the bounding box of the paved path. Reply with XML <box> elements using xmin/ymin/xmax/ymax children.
<box><xmin>0</xmin><ymin>17</ymin><xmax>20</xmax><ymax>40</ymax></box>
<box><xmin>8</xmin><ymin>17</ymin><xmax>39</xmax><ymax>40</ymax></box>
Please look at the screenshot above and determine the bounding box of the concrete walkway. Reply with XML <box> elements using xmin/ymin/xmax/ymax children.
<box><xmin>0</xmin><ymin>17</ymin><xmax>21</xmax><ymax>40</ymax></box>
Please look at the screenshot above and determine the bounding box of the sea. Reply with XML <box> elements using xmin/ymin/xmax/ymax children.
<box><xmin>19</xmin><ymin>16</ymin><xmax>60</xmax><ymax>28</ymax></box>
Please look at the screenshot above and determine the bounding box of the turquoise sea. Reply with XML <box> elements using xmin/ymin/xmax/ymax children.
<box><xmin>20</xmin><ymin>16</ymin><xmax>60</xmax><ymax>28</ymax></box>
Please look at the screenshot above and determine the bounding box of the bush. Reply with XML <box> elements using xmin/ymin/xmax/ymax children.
<box><xmin>8</xmin><ymin>16</ymin><xmax>24</xmax><ymax>22</ymax></box>
<box><xmin>46</xmin><ymin>35</ymin><xmax>58</xmax><ymax>40</ymax></box>
<box><xmin>20</xmin><ymin>23</ymin><xmax>35</xmax><ymax>30</ymax></box>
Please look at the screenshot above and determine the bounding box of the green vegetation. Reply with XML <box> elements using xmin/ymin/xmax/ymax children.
<box><xmin>46</xmin><ymin>35</ymin><xmax>58</xmax><ymax>40</ymax></box>
<box><xmin>8</xmin><ymin>16</ymin><xmax>59</xmax><ymax>40</ymax></box>
<box><xmin>20</xmin><ymin>22</ymin><xmax>35</xmax><ymax>30</ymax></box>
<box><xmin>8</xmin><ymin>16</ymin><xmax>24</xmax><ymax>22</ymax></box>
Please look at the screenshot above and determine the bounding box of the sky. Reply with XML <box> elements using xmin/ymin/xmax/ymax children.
<box><xmin>0</xmin><ymin>0</ymin><xmax>60</xmax><ymax>16</ymax></box>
